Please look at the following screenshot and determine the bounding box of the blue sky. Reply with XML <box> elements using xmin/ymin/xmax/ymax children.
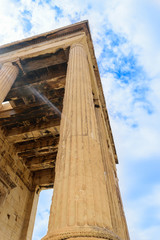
<box><xmin>0</xmin><ymin>0</ymin><xmax>160</xmax><ymax>239</ymax></box>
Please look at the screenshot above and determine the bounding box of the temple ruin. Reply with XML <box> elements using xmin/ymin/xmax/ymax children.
<box><xmin>0</xmin><ymin>21</ymin><xmax>130</xmax><ymax>240</ymax></box>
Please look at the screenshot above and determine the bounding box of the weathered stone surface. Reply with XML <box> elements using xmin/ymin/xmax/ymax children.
<box><xmin>42</xmin><ymin>44</ymin><xmax>118</xmax><ymax>240</ymax></box>
<box><xmin>0</xmin><ymin>62</ymin><xmax>19</xmax><ymax>105</ymax></box>
<box><xmin>0</xmin><ymin>21</ymin><xmax>130</xmax><ymax>240</ymax></box>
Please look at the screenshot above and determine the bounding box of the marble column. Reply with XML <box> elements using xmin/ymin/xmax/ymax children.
<box><xmin>0</xmin><ymin>62</ymin><xmax>19</xmax><ymax>105</ymax></box>
<box><xmin>43</xmin><ymin>44</ymin><xmax>120</xmax><ymax>240</ymax></box>
<box><xmin>95</xmin><ymin>107</ymin><xmax>130</xmax><ymax>240</ymax></box>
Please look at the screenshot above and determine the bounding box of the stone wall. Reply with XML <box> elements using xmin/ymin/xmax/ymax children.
<box><xmin>0</xmin><ymin>129</ymin><xmax>36</xmax><ymax>240</ymax></box>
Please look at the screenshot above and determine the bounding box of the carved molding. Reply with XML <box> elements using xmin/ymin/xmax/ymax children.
<box><xmin>42</xmin><ymin>227</ymin><xmax>121</xmax><ymax>240</ymax></box>
<box><xmin>0</xmin><ymin>168</ymin><xmax>16</xmax><ymax>191</ymax></box>
<box><xmin>0</xmin><ymin>186</ymin><xmax>7</xmax><ymax>206</ymax></box>
<box><xmin>0</xmin><ymin>168</ymin><xmax>16</xmax><ymax>206</ymax></box>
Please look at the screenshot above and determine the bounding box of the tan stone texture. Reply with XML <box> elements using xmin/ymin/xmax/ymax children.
<box><xmin>0</xmin><ymin>21</ymin><xmax>130</xmax><ymax>240</ymax></box>
<box><xmin>42</xmin><ymin>44</ymin><xmax>119</xmax><ymax>240</ymax></box>
<box><xmin>0</xmin><ymin>62</ymin><xmax>19</xmax><ymax>105</ymax></box>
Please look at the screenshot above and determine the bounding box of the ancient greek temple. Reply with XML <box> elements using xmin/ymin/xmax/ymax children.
<box><xmin>0</xmin><ymin>21</ymin><xmax>130</xmax><ymax>240</ymax></box>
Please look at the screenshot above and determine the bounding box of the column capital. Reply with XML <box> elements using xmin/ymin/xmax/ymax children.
<box><xmin>70</xmin><ymin>42</ymin><xmax>85</xmax><ymax>50</ymax></box>
<box><xmin>2</xmin><ymin>61</ymin><xmax>14</xmax><ymax>67</ymax></box>
<box><xmin>1</xmin><ymin>61</ymin><xmax>20</xmax><ymax>74</ymax></box>
<box><xmin>2</xmin><ymin>58</ymin><xmax>24</xmax><ymax>74</ymax></box>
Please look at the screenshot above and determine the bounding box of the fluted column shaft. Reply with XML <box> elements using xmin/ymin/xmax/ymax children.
<box><xmin>95</xmin><ymin>108</ymin><xmax>130</xmax><ymax>240</ymax></box>
<box><xmin>43</xmin><ymin>44</ymin><xmax>120</xmax><ymax>240</ymax></box>
<box><xmin>0</xmin><ymin>62</ymin><xmax>19</xmax><ymax>105</ymax></box>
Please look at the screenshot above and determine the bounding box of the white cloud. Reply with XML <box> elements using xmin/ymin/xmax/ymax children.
<box><xmin>106</xmin><ymin>0</ymin><xmax>160</xmax><ymax>78</ymax></box>
<box><xmin>0</xmin><ymin>0</ymin><xmax>24</xmax><ymax>43</ymax></box>
<box><xmin>0</xmin><ymin>1</ymin><xmax>160</xmax><ymax>240</ymax></box>
<box><xmin>125</xmin><ymin>184</ymin><xmax>160</xmax><ymax>240</ymax></box>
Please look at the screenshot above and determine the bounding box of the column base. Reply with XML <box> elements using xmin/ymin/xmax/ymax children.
<box><xmin>41</xmin><ymin>227</ymin><xmax>121</xmax><ymax>240</ymax></box>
